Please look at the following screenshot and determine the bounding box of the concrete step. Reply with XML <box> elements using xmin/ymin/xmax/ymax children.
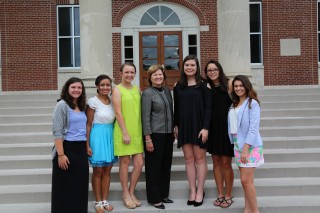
<box><xmin>0</xmin><ymin>143</ymin><xmax>52</xmax><ymax>156</ymax></box>
<box><xmin>261</xmin><ymin>101</ymin><xmax>320</xmax><ymax>109</ymax></box>
<box><xmin>1</xmin><ymin>195</ymin><xmax>320</xmax><ymax>213</ymax></box>
<box><xmin>260</xmin><ymin>126</ymin><xmax>320</xmax><ymax>137</ymax></box>
<box><xmin>259</xmin><ymin>94</ymin><xmax>320</xmax><ymax>102</ymax></box>
<box><xmin>257</xmin><ymin>86</ymin><xmax>320</xmax><ymax>95</ymax></box>
<box><xmin>0</xmin><ymin>132</ymin><xmax>52</xmax><ymax>144</ymax></box>
<box><xmin>263</xmin><ymin>136</ymin><xmax>320</xmax><ymax>149</ymax></box>
<box><xmin>1</xmin><ymin>162</ymin><xmax>319</xmax><ymax>185</ymax></box>
<box><xmin>0</xmin><ymin>107</ymin><xmax>54</xmax><ymax>115</ymax></box>
<box><xmin>0</xmin><ymin>114</ymin><xmax>52</xmax><ymax>124</ymax></box>
<box><xmin>261</xmin><ymin>108</ymin><xmax>320</xmax><ymax>117</ymax></box>
<box><xmin>0</xmin><ymin>123</ymin><xmax>51</xmax><ymax>133</ymax></box>
<box><xmin>0</xmin><ymin>100</ymin><xmax>56</xmax><ymax>108</ymax></box>
<box><xmin>260</xmin><ymin>116</ymin><xmax>320</xmax><ymax>127</ymax></box>
<box><xmin>0</xmin><ymin>177</ymin><xmax>319</xmax><ymax>204</ymax></box>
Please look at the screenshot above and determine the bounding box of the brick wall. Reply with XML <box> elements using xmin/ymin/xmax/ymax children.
<box><xmin>0</xmin><ymin>0</ymin><xmax>79</xmax><ymax>91</ymax></box>
<box><xmin>112</xmin><ymin>0</ymin><xmax>218</xmax><ymax>84</ymax></box>
<box><xmin>262</xmin><ymin>0</ymin><xmax>318</xmax><ymax>85</ymax></box>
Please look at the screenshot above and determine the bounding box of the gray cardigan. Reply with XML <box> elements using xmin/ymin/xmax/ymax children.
<box><xmin>52</xmin><ymin>100</ymin><xmax>69</xmax><ymax>140</ymax></box>
<box><xmin>141</xmin><ymin>87</ymin><xmax>174</xmax><ymax>135</ymax></box>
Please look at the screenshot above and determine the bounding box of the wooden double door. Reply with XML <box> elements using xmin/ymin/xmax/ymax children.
<box><xmin>139</xmin><ymin>31</ymin><xmax>182</xmax><ymax>90</ymax></box>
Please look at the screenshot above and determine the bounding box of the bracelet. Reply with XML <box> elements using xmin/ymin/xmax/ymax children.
<box><xmin>58</xmin><ymin>154</ymin><xmax>65</xmax><ymax>157</ymax></box>
<box><xmin>145</xmin><ymin>140</ymin><xmax>152</xmax><ymax>144</ymax></box>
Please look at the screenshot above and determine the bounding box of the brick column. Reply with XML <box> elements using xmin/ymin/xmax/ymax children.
<box><xmin>217</xmin><ymin>0</ymin><xmax>251</xmax><ymax>77</ymax></box>
<box><xmin>79</xmin><ymin>0</ymin><xmax>113</xmax><ymax>88</ymax></box>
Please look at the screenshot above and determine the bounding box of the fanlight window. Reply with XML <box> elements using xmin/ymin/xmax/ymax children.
<box><xmin>140</xmin><ymin>6</ymin><xmax>181</xmax><ymax>25</ymax></box>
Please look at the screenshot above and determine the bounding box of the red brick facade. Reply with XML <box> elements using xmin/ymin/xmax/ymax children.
<box><xmin>262</xmin><ymin>0</ymin><xmax>318</xmax><ymax>85</ymax></box>
<box><xmin>0</xmin><ymin>0</ymin><xmax>318</xmax><ymax>91</ymax></box>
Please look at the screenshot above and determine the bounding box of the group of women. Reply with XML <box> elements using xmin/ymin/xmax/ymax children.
<box><xmin>51</xmin><ymin>55</ymin><xmax>264</xmax><ymax>213</ymax></box>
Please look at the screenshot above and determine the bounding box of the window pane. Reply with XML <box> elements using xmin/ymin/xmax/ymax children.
<box><xmin>188</xmin><ymin>35</ymin><xmax>197</xmax><ymax>45</ymax></box>
<box><xmin>125</xmin><ymin>48</ymin><xmax>133</xmax><ymax>58</ymax></box>
<box><xmin>142</xmin><ymin>35</ymin><xmax>157</xmax><ymax>46</ymax></box>
<box><xmin>250</xmin><ymin>34</ymin><xmax>261</xmax><ymax>63</ymax></box>
<box><xmin>318</xmin><ymin>36</ymin><xmax>320</xmax><ymax>62</ymax></box>
<box><xmin>75</xmin><ymin>37</ymin><xmax>80</xmax><ymax>67</ymax></box>
<box><xmin>125</xmin><ymin>59</ymin><xmax>134</xmax><ymax>63</ymax></box>
<box><xmin>58</xmin><ymin>7</ymin><xmax>72</xmax><ymax>36</ymax></box>
<box><xmin>140</xmin><ymin>13</ymin><xmax>157</xmax><ymax>25</ymax></box>
<box><xmin>161</xmin><ymin>6</ymin><xmax>172</xmax><ymax>22</ymax></box>
<box><xmin>250</xmin><ymin>4</ymin><xmax>261</xmax><ymax>33</ymax></box>
<box><xmin>143</xmin><ymin>48</ymin><xmax>158</xmax><ymax>59</ymax></box>
<box><xmin>189</xmin><ymin>47</ymin><xmax>197</xmax><ymax>56</ymax></box>
<box><xmin>165</xmin><ymin>47</ymin><xmax>179</xmax><ymax>59</ymax></box>
<box><xmin>148</xmin><ymin>6</ymin><xmax>160</xmax><ymax>22</ymax></box>
<box><xmin>165</xmin><ymin>59</ymin><xmax>179</xmax><ymax>70</ymax></box>
<box><xmin>124</xmin><ymin>36</ymin><xmax>133</xmax><ymax>46</ymax></box>
<box><xmin>164</xmin><ymin>35</ymin><xmax>179</xmax><ymax>46</ymax></box>
<box><xmin>164</xmin><ymin>12</ymin><xmax>180</xmax><ymax>25</ymax></box>
<box><xmin>59</xmin><ymin>38</ymin><xmax>73</xmax><ymax>67</ymax></box>
<box><xmin>74</xmin><ymin>7</ymin><xmax>80</xmax><ymax>36</ymax></box>
<box><xmin>318</xmin><ymin>2</ymin><xmax>320</xmax><ymax>30</ymax></box>
<box><xmin>143</xmin><ymin>60</ymin><xmax>157</xmax><ymax>71</ymax></box>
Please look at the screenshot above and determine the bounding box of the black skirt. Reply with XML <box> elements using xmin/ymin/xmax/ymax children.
<box><xmin>51</xmin><ymin>140</ymin><xmax>89</xmax><ymax>213</ymax></box>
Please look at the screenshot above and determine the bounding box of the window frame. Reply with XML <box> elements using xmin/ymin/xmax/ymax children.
<box><xmin>249</xmin><ymin>1</ymin><xmax>263</xmax><ymax>65</ymax></box>
<box><xmin>57</xmin><ymin>5</ymin><xmax>80</xmax><ymax>69</ymax></box>
<box><xmin>318</xmin><ymin>0</ymin><xmax>320</xmax><ymax>63</ymax></box>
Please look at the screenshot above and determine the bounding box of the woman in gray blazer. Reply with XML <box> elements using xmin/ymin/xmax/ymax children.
<box><xmin>141</xmin><ymin>64</ymin><xmax>174</xmax><ymax>209</ymax></box>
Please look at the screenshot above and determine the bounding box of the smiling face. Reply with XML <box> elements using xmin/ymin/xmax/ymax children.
<box><xmin>233</xmin><ymin>80</ymin><xmax>247</xmax><ymax>99</ymax></box>
<box><xmin>97</xmin><ymin>78</ymin><xmax>112</xmax><ymax>96</ymax></box>
<box><xmin>206</xmin><ymin>63</ymin><xmax>220</xmax><ymax>83</ymax></box>
<box><xmin>183</xmin><ymin>59</ymin><xmax>197</xmax><ymax>76</ymax></box>
<box><xmin>68</xmin><ymin>82</ymin><xmax>83</xmax><ymax>101</ymax></box>
<box><xmin>150</xmin><ymin>69</ymin><xmax>164</xmax><ymax>87</ymax></box>
<box><xmin>121</xmin><ymin>64</ymin><xmax>136</xmax><ymax>84</ymax></box>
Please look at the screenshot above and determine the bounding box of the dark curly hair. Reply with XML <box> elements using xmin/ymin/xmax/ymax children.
<box><xmin>59</xmin><ymin>77</ymin><xmax>87</xmax><ymax>111</ymax></box>
<box><xmin>95</xmin><ymin>74</ymin><xmax>112</xmax><ymax>93</ymax></box>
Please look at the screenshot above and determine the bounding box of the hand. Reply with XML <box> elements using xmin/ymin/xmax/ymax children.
<box><xmin>146</xmin><ymin>142</ymin><xmax>154</xmax><ymax>153</ymax></box>
<box><xmin>87</xmin><ymin>147</ymin><xmax>92</xmax><ymax>156</ymax></box>
<box><xmin>240</xmin><ymin>151</ymin><xmax>248</xmax><ymax>164</ymax></box>
<box><xmin>198</xmin><ymin>129</ymin><xmax>208</xmax><ymax>143</ymax></box>
<box><xmin>174</xmin><ymin>126</ymin><xmax>178</xmax><ymax>139</ymax></box>
<box><xmin>58</xmin><ymin>155</ymin><xmax>70</xmax><ymax>170</ymax></box>
<box><xmin>123</xmin><ymin>133</ymin><xmax>131</xmax><ymax>145</ymax></box>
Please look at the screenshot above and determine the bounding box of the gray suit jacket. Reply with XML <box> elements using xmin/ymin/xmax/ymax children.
<box><xmin>141</xmin><ymin>87</ymin><xmax>174</xmax><ymax>135</ymax></box>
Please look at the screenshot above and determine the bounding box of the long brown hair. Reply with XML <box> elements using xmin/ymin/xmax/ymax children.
<box><xmin>231</xmin><ymin>75</ymin><xmax>260</xmax><ymax>109</ymax></box>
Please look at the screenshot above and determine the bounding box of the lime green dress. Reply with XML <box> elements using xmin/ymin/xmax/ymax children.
<box><xmin>113</xmin><ymin>84</ymin><xmax>144</xmax><ymax>156</ymax></box>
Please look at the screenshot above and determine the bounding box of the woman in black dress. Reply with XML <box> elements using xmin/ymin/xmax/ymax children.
<box><xmin>173</xmin><ymin>55</ymin><xmax>212</xmax><ymax>207</ymax></box>
<box><xmin>205</xmin><ymin>60</ymin><xmax>234</xmax><ymax>208</ymax></box>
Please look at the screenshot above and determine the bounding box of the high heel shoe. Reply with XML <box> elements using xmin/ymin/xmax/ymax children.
<box><xmin>130</xmin><ymin>193</ymin><xmax>142</xmax><ymax>207</ymax></box>
<box><xmin>194</xmin><ymin>192</ymin><xmax>205</xmax><ymax>207</ymax></box>
<box><xmin>122</xmin><ymin>194</ymin><xmax>136</xmax><ymax>209</ymax></box>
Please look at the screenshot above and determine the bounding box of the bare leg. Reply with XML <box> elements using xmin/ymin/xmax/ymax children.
<box><xmin>221</xmin><ymin>156</ymin><xmax>234</xmax><ymax>199</ymax></box>
<box><xmin>193</xmin><ymin>145</ymin><xmax>207</xmax><ymax>202</ymax></box>
<box><xmin>101</xmin><ymin>166</ymin><xmax>113</xmax><ymax>201</ymax></box>
<box><xmin>129</xmin><ymin>153</ymin><xmax>144</xmax><ymax>206</ymax></box>
<box><xmin>92</xmin><ymin>167</ymin><xmax>104</xmax><ymax>202</ymax></box>
<box><xmin>240</xmin><ymin>167</ymin><xmax>259</xmax><ymax>213</ymax></box>
<box><xmin>119</xmin><ymin>156</ymin><xmax>130</xmax><ymax>195</ymax></box>
<box><xmin>182</xmin><ymin>144</ymin><xmax>196</xmax><ymax>201</ymax></box>
<box><xmin>244</xmin><ymin>191</ymin><xmax>251</xmax><ymax>213</ymax></box>
<box><xmin>212</xmin><ymin>155</ymin><xmax>224</xmax><ymax>202</ymax></box>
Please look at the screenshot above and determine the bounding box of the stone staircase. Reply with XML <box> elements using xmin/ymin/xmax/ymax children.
<box><xmin>0</xmin><ymin>86</ymin><xmax>320</xmax><ymax>213</ymax></box>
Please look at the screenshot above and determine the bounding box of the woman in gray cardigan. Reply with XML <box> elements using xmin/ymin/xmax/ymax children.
<box><xmin>141</xmin><ymin>64</ymin><xmax>174</xmax><ymax>209</ymax></box>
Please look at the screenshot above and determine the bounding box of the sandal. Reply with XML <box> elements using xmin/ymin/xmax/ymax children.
<box><xmin>102</xmin><ymin>200</ymin><xmax>113</xmax><ymax>212</ymax></box>
<box><xmin>213</xmin><ymin>196</ymin><xmax>225</xmax><ymax>207</ymax></box>
<box><xmin>122</xmin><ymin>194</ymin><xmax>136</xmax><ymax>209</ymax></box>
<box><xmin>220</xmin><ymin>197</ymin><xmax>234</xmax><ymax>208</ymax></box>
<box><xmin>130</xmin><ymin>193</ymin><xmax>142</xmax><ymax>207</ymax></box>
<box><xmin>94</xmin><ymin>201</ymin><xmax>104</xmax><ymax>213</ymax></box>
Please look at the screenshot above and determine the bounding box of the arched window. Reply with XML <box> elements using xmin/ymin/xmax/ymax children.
<box><xmin>140</xmin><ymin>6</ymin><xmax>181</xmax><ymax>25</ymax></box>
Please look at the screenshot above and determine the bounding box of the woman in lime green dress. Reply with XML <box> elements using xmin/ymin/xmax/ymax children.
<box><xmin>112</xmin><ymin>62</ymin><xmax>144</xmax><ymax>209</ymax></box>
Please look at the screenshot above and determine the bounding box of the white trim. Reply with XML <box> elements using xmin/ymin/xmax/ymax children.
<box><xmin>120</xmin><ymin>2</ymin><xmax>201</xmax><ymax>87</ymax></box>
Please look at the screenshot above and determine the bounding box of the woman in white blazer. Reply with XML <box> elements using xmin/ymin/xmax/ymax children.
<box><xmin>228</xmin><ymin>75</ymin><xmax>264</xmax><ymax>213</ymax></box>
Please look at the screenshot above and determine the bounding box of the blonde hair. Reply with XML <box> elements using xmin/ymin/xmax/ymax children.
<box><xmin>147</xmin><ymin>64</ymin><xmax>166</xmax><ymax>86</ymax></box>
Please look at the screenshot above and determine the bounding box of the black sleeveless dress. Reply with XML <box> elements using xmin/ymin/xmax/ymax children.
<box><xmin>207</xmin><ymin>85</ymin><xmax>234</xmax><ymax>157</ymax></box>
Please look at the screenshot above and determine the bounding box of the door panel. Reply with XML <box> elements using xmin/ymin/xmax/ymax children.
<box><xmin>139</xmin><ymin>31</ymin><xmax>182</xmax><ymax>90</ymax></box>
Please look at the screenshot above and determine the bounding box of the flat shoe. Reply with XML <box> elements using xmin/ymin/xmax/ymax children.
<box><xmin>220</xmin><ymin>197</ymin><xmax>234</xmax><ymax>208</ymax></box>
<box><xmin>154</xmin><ymin>203</ymin><xmax>165</xmax><ymax>209</ymax></box>
<box><xmin>162</xmin><ymin>198</ymin><xmax>173</xmax><ymax>203</ymax></box>
<box><xmin>213</xmin><ymin>196</ymin><xmax>225</xmax><ymax>207</ymax></box>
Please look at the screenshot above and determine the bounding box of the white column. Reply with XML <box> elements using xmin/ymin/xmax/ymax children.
<box><xmin>79</xmin><ymin>0</ymin><xmax>113</xmax><ymax>88</ymax></box>
<box><xmin>217</xmin><ymin>0</ymin><xmax>251</xmax><ymax>77</ymax></box>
